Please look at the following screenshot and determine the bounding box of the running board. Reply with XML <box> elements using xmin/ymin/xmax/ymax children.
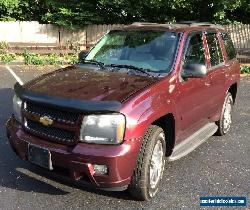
<box><xmin>168</xmin><ymin>123</ymin><xmax>218</xmax><ymax>161</ymax></box>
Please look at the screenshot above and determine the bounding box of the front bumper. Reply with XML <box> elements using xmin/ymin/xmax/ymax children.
<box><xmin>6</xmin><ymin>117</ymin><xmax>141</xmax><ymax>190</ymax></box>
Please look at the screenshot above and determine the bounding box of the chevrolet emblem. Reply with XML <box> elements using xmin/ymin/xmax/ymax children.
<box><xmin>39</xmin><ymin>116</ymin><xmax>53</xmax><ymax>126</ymax></box>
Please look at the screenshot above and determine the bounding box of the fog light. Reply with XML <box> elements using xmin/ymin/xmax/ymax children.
<box><xmin>93</xmin><ymin>164</ymin><xmax>108</xmax><ymax>175</ymax></box>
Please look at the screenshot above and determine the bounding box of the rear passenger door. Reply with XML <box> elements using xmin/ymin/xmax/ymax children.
<box><xmin>204</xmin><ymin>32</ymin><xmax>227</xmax><ymax>118</ymax></box>
<box><xmin>220</xmin><ymin>32</ymin><xmax>239</xmax><ymax>85</ymax></box>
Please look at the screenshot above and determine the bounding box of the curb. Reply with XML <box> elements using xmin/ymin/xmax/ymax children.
<box><xmin>0</xmin><ymin>62</ymin><xmax>70</xmax><ymax>66</ymax></box>
<box><xmin>0</xmin><ymin>61</ymin><xmax>25</xmax><ymax>65</ymax></box>
<box><xmin>240</xmin><ymin>74</ymin><xmax>250</xmax><ymax>77</ymax></box>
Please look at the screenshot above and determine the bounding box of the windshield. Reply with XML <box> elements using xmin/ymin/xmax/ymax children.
<box><xmin>85</xmin><ymin>30</ymin><xmax>180</xmax><ymax>73</ymax></box>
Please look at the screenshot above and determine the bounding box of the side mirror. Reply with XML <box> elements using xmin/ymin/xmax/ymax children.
<box><xmin>182</xmin><ymin>64</ymin><xmax>207</xmax><ymax>79</ymax></box>
<box><xmin>78</xmin><ymin>51</ymin><xmax>87</xmax><ymax>61</ymax></box>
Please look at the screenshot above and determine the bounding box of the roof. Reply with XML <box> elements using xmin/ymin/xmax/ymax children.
<box><xmin>114</xmin><ymin>22</ymin><xmax>225</xmax><ymax>32</ymax></box>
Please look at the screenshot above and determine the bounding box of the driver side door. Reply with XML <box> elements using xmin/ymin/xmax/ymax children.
<box><xmin>175</xmin><ymin>32</ymin><xmax>212</xmax><ymax>143</ymax></box>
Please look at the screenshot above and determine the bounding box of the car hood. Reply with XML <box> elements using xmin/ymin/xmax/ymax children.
<box><xmin>23</xmin><ymin>65</ymin><xmax>158</xmax><ymax>102</ymax></box>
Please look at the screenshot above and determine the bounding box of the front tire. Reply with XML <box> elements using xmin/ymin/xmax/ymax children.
<box><xmin>128</xmin><ymin>125</ymin><xmax>166</xmax><ymax>201</ymax></box>
<box><xmin>216</xmin><ymin>92</ymin><xmax>234</xmax><ymax>136</ymax></box>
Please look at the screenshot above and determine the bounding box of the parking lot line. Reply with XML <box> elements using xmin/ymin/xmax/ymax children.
<box><xmin>5</xmin><ymin>65</ymin><xmax>24</xmax><ymax>85</ymax></box>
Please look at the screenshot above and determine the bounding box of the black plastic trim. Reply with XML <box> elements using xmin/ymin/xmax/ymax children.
<box><xmin>14</xmin><ymin>83</ymin><xmax>122</xmax><ymax>113</ymax></box>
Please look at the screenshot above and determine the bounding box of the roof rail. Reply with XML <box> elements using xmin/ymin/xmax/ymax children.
<box><xmin>131</xmin><ymin>22</ymin><xmax>159</xmax><ymax>26</ymax></box>
<box><xmin>178</xmin><ymin>21</ymin><xmax>224</xmax><ymax>29</ymax></box>
<box><xmin>131</xmin><ymin>22</ymin><xmax>173</xmax><ymax>29</ymax></box>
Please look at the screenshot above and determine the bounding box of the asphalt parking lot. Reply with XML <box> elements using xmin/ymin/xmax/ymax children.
<box><xmin>0</xmin><ymin>65</ymin><xmax>249</xmax><ymax>210</ymax></box>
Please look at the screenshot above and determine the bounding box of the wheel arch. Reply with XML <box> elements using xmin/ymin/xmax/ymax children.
<box><xmin>228</xmin><ymin>83</ymin><xmax>238</xmax><ymax>104</ymax></box>
<box><xmin>151</xmin><ymin>113</ymin><xmax>175</xmax><ymax>156</ymax></box>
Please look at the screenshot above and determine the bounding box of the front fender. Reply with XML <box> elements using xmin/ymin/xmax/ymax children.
<box><xmin>120</xmin><ymin>78</ymin><xmax>177</xmax><ymax>140</ymax></box>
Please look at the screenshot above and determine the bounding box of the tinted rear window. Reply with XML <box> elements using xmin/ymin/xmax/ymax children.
<box><xmin>221</xmin><ymin>33</ymin><xmax>236</xmax><ymax>60</ymax></box>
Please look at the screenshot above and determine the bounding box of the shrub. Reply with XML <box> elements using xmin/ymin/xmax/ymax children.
<box><xmin>23</xmin><ymin>52</ymin><xmax>45</xmax><ymax>65</ymax></box>
<box><xmin>0</xmin><ymin>42</ymin><xmax>9</xmax><ymax>53</ymax></box>
<box><xmin>45</xmin><ymin>53</ymin><xmax>62</xmax><ymax>65</ymax></box>
<box><xmin>0</xmin><ymin>42</ymin><xmax>15</xmax><ymax>63</ymax></box>
<box><xmin>0</xmin><ymin>47</ymin><xmax>80</xmax><ymax>65</ymax></box>
<box><xmin>0</xmin><ymin>53</ymin><xmax>16</xmax><ymax>63</ymax></box>
<box><xmin>65</xmin><ymin>54</ymin><xmax>78</xmax><ymax>64</ymax></box>
<box><xmin>241</xmin><ymin>66</ymin><xmax>250</xmax><ymax>74</ymax></box>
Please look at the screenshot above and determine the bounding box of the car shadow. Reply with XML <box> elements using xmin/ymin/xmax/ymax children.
<box><xmin>0</xmin><ymin>165</ymin><xmax>69</xmax><ymax>195</ymax></box>
<box><xmin>0</xmin><ymin>88</ymin><xmax>68</xmax><ymax>195</ymax></box>
<box><xmin>28</xmin><ymin>165</ymin><xmax>134</xmax><ymax>200</ymax></box>
<box><xmin>0</xmin><ymin>88</ymin><xmax>134</xmax><ymax>200</ymax></box>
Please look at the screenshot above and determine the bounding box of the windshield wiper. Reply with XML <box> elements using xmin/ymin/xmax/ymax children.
<box><xmin>81</xmin><ymin>60</ymin><xmax>105</xmax><ymax>69</ymax></box>
<box><xmin>108</xmin><ymin>64</ymin><xmax>154</xmax><ymax>77</ymax></box>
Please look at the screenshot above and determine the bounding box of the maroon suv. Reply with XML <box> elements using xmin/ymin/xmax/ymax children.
<box><xmin>6</xmin><ymin>22</ymin><xmax>240</xmax><ymax>200</ymax></box>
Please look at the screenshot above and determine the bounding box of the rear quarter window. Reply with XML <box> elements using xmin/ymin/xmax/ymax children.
<box><xmin>221</xmin><ymin>32</ymin><xmax>236</xmax><ymax>60</ymax></box>
<box><xmin>206</xmin><ymin>33</ymin><xmax>224</xmax><ymax>67</ymax></box>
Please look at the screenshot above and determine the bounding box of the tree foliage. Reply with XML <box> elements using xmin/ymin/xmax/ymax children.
<box><xmin>0</xmin><ymin>0</ymin><xmax>249</xmax><ymax>28</ymax></box>
<box><xmin>0</xmin><ymin>0</ymin><xmax>19</xmax><ymax>21</ymax></box>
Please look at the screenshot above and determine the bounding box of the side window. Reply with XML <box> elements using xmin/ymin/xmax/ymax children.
<box><xmin>183</xmin><ymin>33</ymin><xmax>206</xmax><ymax>66</ymax></box>
<box><xmin>221</xmin><ymin>32</ymin><xmax>236</xmax><ymax>60</ymax></box>
<box><xmin>206</xmin><ymin>33</ymin><xmax>223</xmax><ymax>66</ymax></box>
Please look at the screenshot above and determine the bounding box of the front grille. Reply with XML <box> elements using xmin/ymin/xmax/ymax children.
<box><xmin>25</xmin><ymin>119</ymin><xmax>76</xmax><ymax>143</ymax></box>
<box><xmin>23</xmin><ymin>102</ymin><xmax>81</xmax><ymax>144</ymax></box>
<box><xmin>24</xmin><ymin>102</ymin><xmax>80</xmax><ymax>123</ymax></box>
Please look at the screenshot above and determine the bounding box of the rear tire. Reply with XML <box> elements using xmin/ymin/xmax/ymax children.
<box><xmin>216</xmin><ymin>92</ymin><xmax>234</xmax><ymax>136</ymax></box>
<box><xmin>128</xmin><ymin>125</ymin><xmax>166</xmax><ymax>201</ymax></box>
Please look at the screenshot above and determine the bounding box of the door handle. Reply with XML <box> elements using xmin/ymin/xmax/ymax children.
<box><xmin>205</xmin><ymin>82</ymin><xmax>211</xmax><ymax>87</ymax></box>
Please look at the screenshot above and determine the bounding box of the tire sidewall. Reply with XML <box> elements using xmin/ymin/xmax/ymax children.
<box><xmin>146</xmin><ymin>129</ymin><xmax>166</xmax><ymax>199</ymax></box>
<box><xmin>220</xmin><ymin>93</ymin><xmax>233</xmax><ymax>135</ymax></box>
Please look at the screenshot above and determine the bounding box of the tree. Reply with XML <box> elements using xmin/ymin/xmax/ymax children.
<box><xmin>0</xmin><ymin>0</ymin><xmax>20</xmax><ymax>21</ymax></box>
<box><xmin>0</xmin><ymin>0</ymin><xmax>49</xmax><ymax>22</ymax></box>
<box><xmin>0</xmin><ymin>0</ymin><xmax>249</xmax><ymax>27</ymax></box>
<box><xmin>42</xmin><ymin>0</ymin><xmax>249</xmax><ymax>28</ymax></box>
<box><xmin>17</xmin><ymin>0</ymin><xmax>50</xmax><ymax>22</ymax></box>
<box><xmin>42</xmin><ymin>0</ymin><xmax>103</xmax><ymax>28</ymax></box>
<box><xmin>197</xmin><ymin>0</ymin><xmax>242</xmax><ymax>23</ymax></box>
<box><xmin>230</xmin><ymin>0</ymin><xmax>250</xmax><ymax>23</ymax></box>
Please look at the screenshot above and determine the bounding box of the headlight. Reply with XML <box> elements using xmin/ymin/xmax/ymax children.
<box><xmin>80</xmin><ymin>114</ymin><xmax>125</xmax><ymax>144</ymax></box>
<box><xmin>13</xmin><ymin>94</ymin><xmax>22</xmax><ymax>122</ymax></box>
